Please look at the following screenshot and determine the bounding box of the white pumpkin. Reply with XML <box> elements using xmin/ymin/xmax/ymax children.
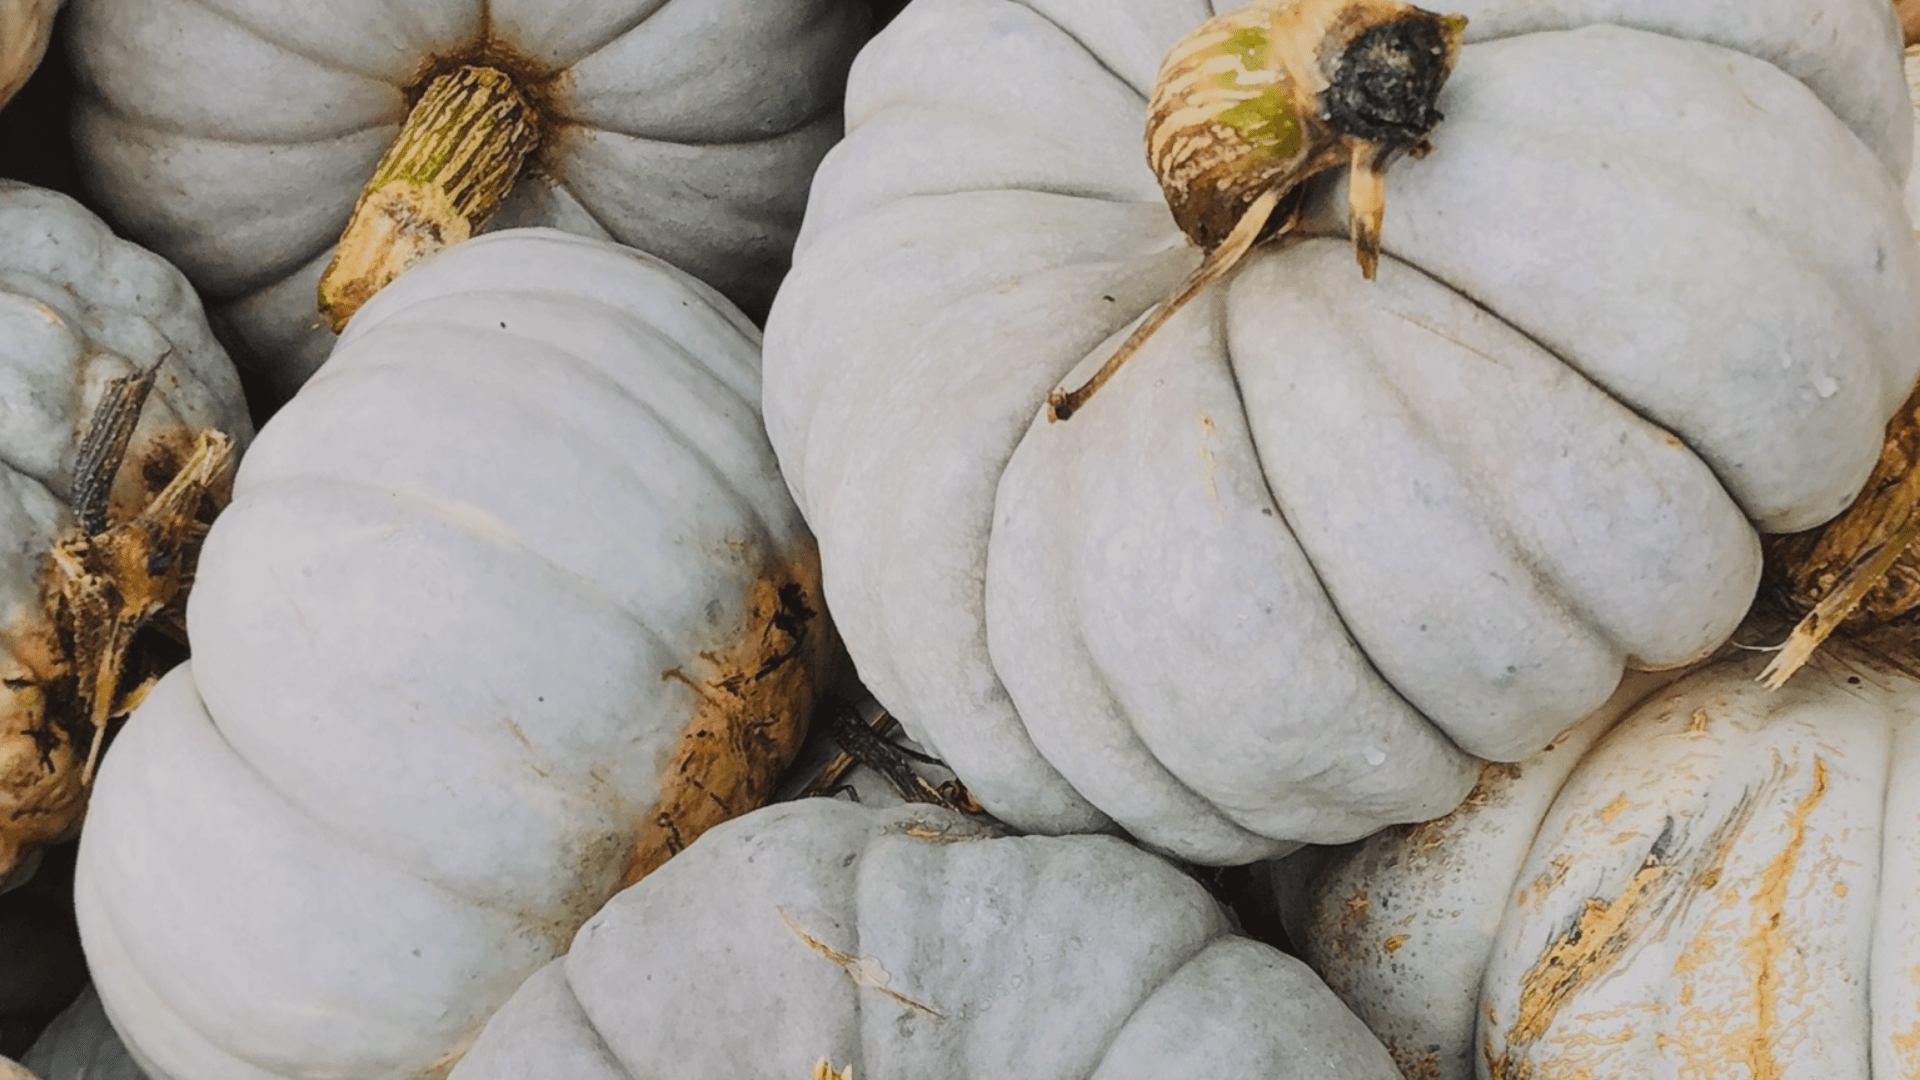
<box><xmin>452</xmin><ymin>798</ymin><xmax>1402</xmax><ymax>1080</ymax></box>
<box><xmin>66</xmin><ymin>0</ymin><xmax>868</xmax><ymax>399</ymax></box>
<box><xmin>0</xmin><ymin>0</ymin><xmax>58</xmax><ymax>110</ymax></box>
<box><xmin>75</xmin><ymin>229</ymin><xmax>835</xmax><ymax>1080</ymax></box>
<box><xmin>0</xmin><ymin>181</ymin><xmax>251</xmax><ymax>882</ymax></box>
<box><xmin>1275</xmin><ymin>643</ymin><xmax>1920</xmax><ymax>1079</ymax></box>
<box><xmin>762</xmin><ymin>0</ymin><xmax>1920</xmax><ymax>864</ymax></box>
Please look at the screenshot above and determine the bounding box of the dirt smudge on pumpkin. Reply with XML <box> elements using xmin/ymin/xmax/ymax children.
<box><xmin>623</xmin><ymin>553</ymin><xmax>837</xmax><ymax>886</ymax></box>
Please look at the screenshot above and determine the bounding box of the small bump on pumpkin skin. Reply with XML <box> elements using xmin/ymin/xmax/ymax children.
<box><xmin>1046</xmin><ymin>0</ymin><xmax>1465</xmax><ymax>422</ymax></box>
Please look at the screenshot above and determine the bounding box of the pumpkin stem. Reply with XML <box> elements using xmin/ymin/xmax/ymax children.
<box><xmin>1346</xmin><ymin>140</ymin><xmax>1389</xmax><ymax>280</ymax></box>
<box><xmin>318</xmin><ymin>65</ymin><xmax>540</xmax><ymax>331</ymax></box>
<box><xmin>1762</xmin><ymin>379</ymin><xmax>1920</xmax><ymax>687</ymax></box>
<box><xmin>1048</xmin><ymin>184</ymin><xmax>1289</xmax><ymax>422</ymax></box>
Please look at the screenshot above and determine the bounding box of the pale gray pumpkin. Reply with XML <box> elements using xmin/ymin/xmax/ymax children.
<box><xmin>762</xmin><ymin>0</ymin><xmax>1920</xmax><ymax>865</ymax></box>
<box><xmin>0</xmin><ymin>0</ymin><xmax>59</xmax><ymax>109</ymax></box>
<box><xmin>0</xmin><ymin>181</ymin><xmax>252</xmax><ymax>883</ymax></box>
<box><xmin>66</xmin><ymin>0</ymin><xmax>867</xmax><ymax>399</ymax></box>
<box><xmin>1275</xmin><ymin>644</ymin><xmax>1920</xmax><ymax>1080</ymax></box>
<box><xmin>452</xmin><ymin>798</ymin><xmax>1401</xmax><ymax>1080</ymax></box>
<box><xmin>75</xmin><ymin>229</ymin><xmax>836</xmax><ymax>1080</ymax></box>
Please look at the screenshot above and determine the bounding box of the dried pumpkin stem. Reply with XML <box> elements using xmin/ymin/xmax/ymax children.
<box><xmin>1762</xmin><ymin>378</ymin><xmax>1920</xmax><ymax>686</ymax></box>
<box><xmin>70</xmin><ymin>358</ymin><xmax>163</xmax><ymax>535</ymax></box>
<box><xmin>318</xmin><ymin>65</ymin><xmax>540</xmax><ymax>331</ymax></box>
<box><xmin>1048</xmin><ymin>184</ymin><xmax>1288</xmax><ymax>422</ymax></box>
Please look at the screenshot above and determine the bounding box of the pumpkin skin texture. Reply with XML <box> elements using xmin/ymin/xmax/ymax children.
<box><xmin>0</xmin><ymin>0</ymin><xmax>59</xmax><ymax>110</ymax></box>
<box><xmin>74</xmin><ymin>229</ymin><xmax>835</xmax><ymax>1080</ymax></box>
<box><xmin>450</xmin><ymin>798</ymin><xmax>1402</xmax><ymax>1080</ymax></box>
<box><xmin>65</xmin><ymin>0</ymin><xmax>868</xmax><ymax>400</ymax></box>
<box><xmin>1274</xmin><ymin>646</ymin><xmax>1920</xmax><ymax>1080</ymax></box>
<box><xmin>762</xmin><ymin>0</ymin><xmax>1920</xmax><ymax>864</ymax></box>
<box><xmin>0</xmin><ymin>181</ymin><xmax>252</xmax><ymax>883</ymax></box>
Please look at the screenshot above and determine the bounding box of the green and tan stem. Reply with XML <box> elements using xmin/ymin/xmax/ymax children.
<box><xmin>318</xmin><ymin>65</ymin><xmax>540</xmax><ymax>331</ymax></box>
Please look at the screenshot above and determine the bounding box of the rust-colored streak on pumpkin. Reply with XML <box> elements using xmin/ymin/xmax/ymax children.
<box><xmin>1489</xmin><ymin>785</ymin><xmax>1766</xmax><ymax>1080</ymax></box>
<box><xmin>1722</xmin><ymin>757</ymin><xmax>1828</xmax><ymax>1080</ymax></box>
<box><xmin>1898</xmin><ymin>0</ymin><xmax>1920</xmax><ymax>45</ymax></box>
<box><xmin>623</xmin><ymin>558</ymin><xmax>836</xmax><ymax>886</ymax></box>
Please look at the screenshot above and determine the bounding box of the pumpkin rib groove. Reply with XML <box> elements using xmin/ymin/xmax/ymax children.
<box><xmin>77</xmin><ymin>99</ymin><xmax>399</xmax><ymax>148</ymax></box>
<box><xmin>227</xmin><ymin>471</ymin><xmax>689</xmax><ymax>673</ymax></box>
<box><xmin>1006</xmin><ymin>0</ymin><xmax>1151</xmax><ymax>107</ymax></box>
<box><xmin>320</xmin><ymin>311</ymin><xmax>781</xmax><ymax>549</ymax></box>
<box><xmin>165</xmin><ymin>0</ymin><xmax>404</xmax><ymax>87</ymax></box>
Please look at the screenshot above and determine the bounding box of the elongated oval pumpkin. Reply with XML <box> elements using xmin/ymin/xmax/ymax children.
<box><xmin>1276</xmin><ymin>642</ymin><xmax>1920</xmax><ymax>1080</ymax></box>
<box><xmin>763</xmin><ymin>0</ymin><xmax>1920</xmax><ymax>864</ymax></box>
<box><xmin>0</xmin><ymin>181</ymin><xmax>251</xmax><ymax>885</ymax></box>
<box><xmin>66</xmin><ymin>0</ymin><xmax>867</xmax><ymax>400</ymax></box>
<box><xmin>75</xmin><ymin>229</ymin><xmax>836</xmax><ymax>1080</ymax></box>
<box><xmin>452</xmin><ymin>798</ymin><xmax>1402</xmax><ymax>1080</ymax></box>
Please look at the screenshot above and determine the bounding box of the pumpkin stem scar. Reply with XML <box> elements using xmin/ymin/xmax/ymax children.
<box><xmin>1764</xmin><ymin>380</ymin><xmax>1920</xmax><ymax>687</ymax></box>
<box><xmin>318</xmin><ymin>65</ymin><xmax>540</xmax><ymax>332</ymax></box>
<box><xmin>1047</xmin><ymin>184</ymin><xmax>1288</xmax><ymax>422</ymax></box>
<box><xmin>778</xmin><ymin>908</ymin><xmax>946</xmax><ymax>1018</ymax></box>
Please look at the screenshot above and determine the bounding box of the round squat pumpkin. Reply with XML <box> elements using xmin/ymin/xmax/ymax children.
<box><xmin>66</xmin><ymin>0</ymin><xmax>868</xmax><ymax>400</ymax></box>
<box><xmin>0</xmin><ymin>181</ymin><xmax>251</xmax><ymax>886</ymax></box>
<box><xmin>75</xmin><ymin>229</ymin><xmax>836</xmax><ymax>1080</ymax></box>
<box><xmin>762</xmin><ymin>0</ymin><xmax>1920</xmax><ymax>864</ymax></box>
<box><xmin>451</xmin><ymin>798</ymin><xmax>1402</xmax><ymax>1080</ymax></box>
<box><xmin>1275</xmin><ymin>642</ymin><xmax>1920</xmax><ymax>1080</ymax></box>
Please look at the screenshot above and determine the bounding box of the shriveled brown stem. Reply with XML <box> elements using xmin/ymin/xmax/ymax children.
<box><xmin>318</xmin><ymin>65</ymin><xmax>540</xmax><ymax>331</ymax></box>
<box><xmin>1763</xmin><ymin>380</ymin><xmax>1920</xmax><ymax>686</ymax></box>
<box><xmin>1048</xmin><ymin>184</ymin><xmax>1288</xmax><ymax>422</ymax></box>
<box><xmin>55</xmin><ymin>427</ymin><xmax>235</xmax><ymax>780</ymax></box>
<box><xmin>794</xmin><ymin>704</ymin><xmax>900</xmax><ymax>799</ymax></box>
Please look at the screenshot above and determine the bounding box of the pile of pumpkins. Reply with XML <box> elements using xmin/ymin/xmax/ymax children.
<box><xmin>1</xmin><ymin>0</ymin><xmax>1917</xmax><ymax>1077</ymax></box>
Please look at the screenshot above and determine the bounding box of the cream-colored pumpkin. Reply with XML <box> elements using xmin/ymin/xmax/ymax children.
<box><xmin>66</xmin><ymin>0</ymin><xmax>867</xmax><ymax>400</ymax></box>
<box><xmin>0</xmin><ymin>0</ymin><xmax>58</xmax><ymax>110</ymax></box>
<box><xmin>1275</xmin><ymin>645</ymin><xmax>1920</xmax><ymax>1080</ymax></box>
<box><xmin>763</xmin><ymin>0</ymin><xmax>1920</xmax><ymax>864</ymax></box>
<box><xmin>0</xmin><ymin>181</ymin><xmax>251</xmax><ymax>882</ymax></box>
<box><xmin>75</xmin><ymin>229</ymin><xmax>834</xmax><ymax>1080</ymax></box>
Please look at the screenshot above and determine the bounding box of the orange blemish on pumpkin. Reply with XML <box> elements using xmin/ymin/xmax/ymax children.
<box><xmin>1383</xmin><ymin>935</ymin><xmax>1407</xmax><ymax>954</ymax></box>
<box><xmin>1598</xmin><ymin>793</ymin><xmax>1630</xmax><ymax>824</ymax></box>
<box><xmin>1688</xmin><ymin>709</ymin><xmax>1712</xmax><ymax>734</ymax></box>
<box><xmin>1721</xmin><ymin>757</ymin><xmax>1827</xmax><ymax>1080</ymax></box>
